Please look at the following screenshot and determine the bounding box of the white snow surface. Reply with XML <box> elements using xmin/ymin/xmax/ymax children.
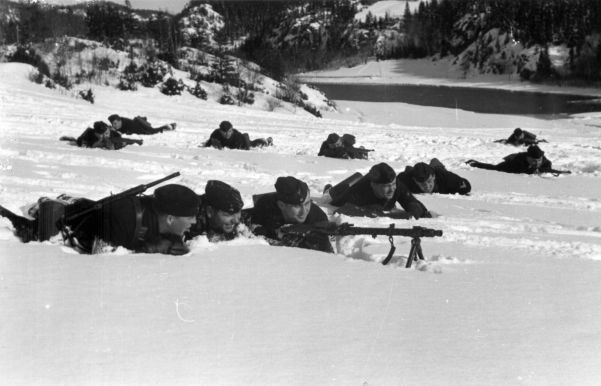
<box><xmin>355</xmin><ymin>0</ymin><xmax>423</xmax><ymax>22</ymax></box>
<box><xmin>1</xmin><ymin>61</ymin><xmax>601</xmax><ymax>385</ymax></box>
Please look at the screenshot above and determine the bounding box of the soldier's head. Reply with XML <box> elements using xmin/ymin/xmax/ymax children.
<box><xmin>219</xmin><ymin>120</ymin><xmax>234</xmax><ymax>139</ymax></box>
<box><xmin>412</xmin><ymin>162</ymin><xmax>436</xmax><ymax>193</ymax></box>
<box><xmin>341</xmin><ymin>134</ymin><xmax>356</xmax><ymax>147</ymax></box>
<box><xmin>326</xmin><ymin>133</ymin><xmax>341</xmax><ymax>147</ymax></box>
<box><xmin>514</xmin><ymin>127</ymin><xmax>524</xmax><ymax>139</ymax></box>
<box><xmin>153</xmin><ymin>184</ymin><xmax>199</xmax><ymax>236</ymax></box>
<box><xmin>108</xmin><ymin>114</ymin><xmax>122</xmax><ymax>130</ymax></box>
<box><xmin>204</xmin><ymin>180</ymin><xmax>244</xmax><ymax>234</ymax></box>
<box><xmin>367</xmin><ymin>163</ymin><xmax>397</xmax><ymax>200</ymax></box>
<box><xmin>275</xmin><ymin>176</ymin><xmax>311</xmax><ymax>224</ymax></box>
<box><xmin>93</xmin><ymin>121</ymin><xmax>110</xmax><ymax>139</ymax></box>
<box><xmin>526</xmin><ymin>145</ymin><xmax>544</xmax><ymax>169</ymax></box>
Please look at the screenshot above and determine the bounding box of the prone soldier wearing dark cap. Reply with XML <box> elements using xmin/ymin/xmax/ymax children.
<box><xmin>0</xmin><ymin>184</ymin><xmax>199</xmax><ymax>255</ymax></box>
<box><xmin>108</xmin><ymin>114</ymin><xmax>176</xmax><ymax>135</ymax></box>
<box><xmin>60</xmin><ymin>121</ymin><xmax>143</xmax><ymax>149</ymax></box>
<box><xmin>318</xmin><ymin>133</ymin><xmax>348</xmax><ymax>159</ymax></box>
<box><xmin>247</xmin><ymin>176</ymin><xmax>334</xmax><ymax>253</ymax></box>
<box><xmin>204</xmin><ymin>121</ymin><xmax>272</xmax><ymax>150</ymax></box>
<box><xmin>341</xmin><ymin>134</ymin><xmax>371</xmax><ymax>160</ymax></box>
<box><xmin>327</xmin><ymin>162</ymin><xmax>431</xmax><ymax>219</ymax></box>
<box><xmin>466</xmin><ymin>145</ymin><xmax>556</xmax><ymax>174</ymax></box>
<box><xmin>503</xmin><ymin>128</ymin><xmax>543</xmax><ymax>146</ymax></box>
<box><xmin>69</xmin><ymin>183</ymin><xmax>199</xmax><ymax>254</ymax></box>
<box><xmin>187</xmin><ymin>180</ymin><xmax>248</xmax><ymax>242</ymax></box>
<box><xmin>397</xmin><ymin>159</ymin><xmax>471</xmax><ymax>195</ymax></box>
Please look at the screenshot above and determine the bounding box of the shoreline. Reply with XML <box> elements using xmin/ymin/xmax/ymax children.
<box><xmin>299</xmin><ymin>58</ymin><xmax>601</xmax><ymax>98</ymax></box>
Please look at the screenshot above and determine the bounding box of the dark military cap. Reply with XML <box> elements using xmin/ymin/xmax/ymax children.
<box><xmin>326</xmin><ymin>133</ymin><xmax>340</xmax><ymax>143</ymax></box>
<box><xmin>275</xmin><ymin>176</ymin><xmax>309</xmax><ymax>205</ymax></box>
<box><xmin>153</xmin><ymin>184</ymin><xmax>199</xmax><ymax>217</ymax></box>
<box><xmin>219</xmin><ymin>120</ymin><xmax>233</xmax><ymax>131</ymax></box>
<box><xmin>93</xmin><ymin>121</ymin><xmax>110</xmax><ymax>134</ymax></box>
<box><xmin>413</xmin><ymin>162</ymin><xmax>435</xmax><ymax>182</ymax></box>
<box><xmin>514</xmin><ymin>127</ymin><xmax>523</xmax><ymax>135</ymax></box>
<box><xmin>367</xmin><ymin>163</ymin><xmax>396</xmax><ymax>184</ymax></box>
<box><xmin>342</xmin><ymin>134</ymin><xmax>356</xmax><ymax>146</ymax></box>
<box><xmin>107</xmin><ymin>114</ymin><xmax>121</xmax><ymax>123</ymax></box>
<box><xmin>204</xmin><ymin>180</ymin><xmax>244</xmax><ymax>213</ymax></box>
<box><xmin>527</xmin><ymin>145</ymin><xmax>544</xmax><ymax>159</ymax></box>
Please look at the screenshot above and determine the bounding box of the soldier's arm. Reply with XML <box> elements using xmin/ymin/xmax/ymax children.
<box><xmin>438</xmin><ymin>170</ymin><xmax>471</xmax><ymax>195</ymax></box>
<box><xmin>145</xmin><ymin>236</ymin><xmax>190</xmax><ymax>255</ymax></box>
<box><xmin>333</xmin><ymin>203</ymin><xmax>381</xmax><ymax>218</ymax></box>
<box><xmin>537</xmin><ymin>158</ymin><xmax>554</xmax><ymax>173</ymax></box>
<box><xmin>395</xmin><ymin>183</ymin><xmax>431</xmax><ymax>219</ymax></box>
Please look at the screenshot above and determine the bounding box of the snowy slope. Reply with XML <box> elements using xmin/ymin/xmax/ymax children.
<box><xmin>354</xmin><ymin>0</ymin><xmax>423</xmax><ymax>22</ymax></box>
<box><xmin>1</xmin><ymin>61</ymin><xmax>601</xmax><ymax>385</ymax></box>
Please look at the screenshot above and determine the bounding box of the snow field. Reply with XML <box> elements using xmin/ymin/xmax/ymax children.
<box><xmin>2</xmin><ymin>61</ymin><xmax>601</xmax><ymax>384</ymax></box>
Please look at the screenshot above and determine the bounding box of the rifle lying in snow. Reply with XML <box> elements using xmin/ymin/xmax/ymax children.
<box><xmin>280</xmin><ymin>221</ymin><xmax>443</xmax><ymax>268</ymax></box>
<box><xmin>544</xmin><ymin>168</ymin><xmax>571</xmax><ymax>176</ymax></box>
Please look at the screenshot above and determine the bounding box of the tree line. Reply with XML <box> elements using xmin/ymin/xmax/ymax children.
<box><xmin>397</xmin><ymin>0</ymin><xmax>601</xmax><ymax>80</ymax></box>
<box><xmin>2</xmin><ymin>0</ymin><xmax>601</xmax><ymax>81</ymax></box>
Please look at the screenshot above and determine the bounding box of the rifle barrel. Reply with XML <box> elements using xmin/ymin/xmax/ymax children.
<box><xmin>281</xmin><ymin>223</ymin><xmax>442</xmax><ymax>238</ymax></box>
<box><xmin>336</xmin><ymin>226</ymin><xmax>442</xmax><ymax>238</ymax></box>
<box><xmin>146</xmin><ymin>172</ymin><xmax>181</xmax><ymax>189</ymax></box>
<box><xmin>63</xmin><ymin>172</ymin><xmax>181</xmax><ymax>223</ymax></box>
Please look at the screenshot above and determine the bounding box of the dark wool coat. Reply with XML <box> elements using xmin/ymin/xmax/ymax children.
<box><xmin>506</xmin><ymin>130</ymin><xmax>538</xmax><ymax>146</ymax></box>
<box><xmin>497</xmin><ymin>152</ymin><xmax>552</xmax><ymax>174</ymax></box>
<box><xmin>72</xmin><ymin>195</ymin><xmax>187</xmax><ymax>255</ymax></box>
<box><xmin>318</xmin><ymin>141</ymin><xmax>349</xmax><ymax>158</ymax></box>
<box><xmin>205</xmin><ymin>128</ymin><xmax>249</xmax><ymax>150</ymax></box>
<box><xmin>470</xmin><ymin>152</ymin><xmax>552</xmax><ymax>174</ymax></box>
<box><xmin>249</xmin><ymin>192</ymin><xmax>333</xmax><ymax>253</ymax></box>
<box><xmin>332</xmin><ymin>177</ymin><xmax>430</xmax><ymax>219</ymax></box>
<box><xmin>76</xmin><ymin>128</ymin><xmax>127</xmax><ymax>149</ymax></box>
<box><xmin>397</xmin><ymin>167</ymin><xmax>471</xmax><ymax>195</ymax></box>
<box><xmin>117</xmin><ymin>117</ymin><xmax>164</xmax><ymax>135</ymax></box>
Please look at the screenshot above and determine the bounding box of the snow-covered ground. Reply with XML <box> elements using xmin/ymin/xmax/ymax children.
<box><xmin>2</xmin><ymin>61</ymin><xmax>601</xmax><ymax>385</ymax></box>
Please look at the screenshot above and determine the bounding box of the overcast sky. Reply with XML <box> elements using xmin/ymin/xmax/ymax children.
<box><xmin>46</xmin><ymin>0</ymin><xmax>190</xmax><ymax>14</ymax></box>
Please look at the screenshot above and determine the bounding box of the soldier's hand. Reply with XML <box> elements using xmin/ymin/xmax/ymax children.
<box><xmin>151</xmin><ymin>238</ymin><xmax>190</xmax><ymax>255</ymax></box>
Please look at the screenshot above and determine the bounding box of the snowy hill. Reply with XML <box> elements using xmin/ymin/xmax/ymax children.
<box><xmin>2</xmin><ymin>60</ymin><xmax>601</xmax><ymax>384</ymax></box>
<box><xmin>1</xmin><ymin>36</ymin><xmax>332</xmax><ymax>117</ymax></box>
<box><xmin>177</xmin><ymin>3</ymin><xmax>224</xmax><ymax>48</ymax></box>
<box><xmin>354</xmin><ymin>0</ymin><xmax>423</xmax><ymax>22</ymax></box>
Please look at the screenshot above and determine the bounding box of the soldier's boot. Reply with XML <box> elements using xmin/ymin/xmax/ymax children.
<box><xmin>37</xmin><ymin>199</ymin><xmax>66</xmax><ymax>241</ymax></box>
<box><xmin>0</xmin><ymin>204</ymin><xmax>37</xmax><ymax>242</ymax></box>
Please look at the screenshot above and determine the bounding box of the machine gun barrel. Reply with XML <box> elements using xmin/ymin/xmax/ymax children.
<box><xmin>280</xmin><ymin>222</ymin><xmax>442</xmax><ymax>267</ymax></box>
